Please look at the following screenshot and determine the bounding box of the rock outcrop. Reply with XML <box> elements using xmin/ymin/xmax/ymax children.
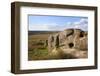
<box><xmin>48</xmin><ymin>29</ymin><xmax>88</xmax><ymax>58</ymax></box>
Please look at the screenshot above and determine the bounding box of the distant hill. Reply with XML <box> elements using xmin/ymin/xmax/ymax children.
<box><xmin>28</xmin><ymin>31</ymin><xmax>60</xmax><ymax>35</ymax></box>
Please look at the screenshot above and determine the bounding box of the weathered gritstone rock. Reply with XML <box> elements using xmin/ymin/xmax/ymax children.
<box><xmin>44</xmin><ymin>40</ymin><xmax>48</xmax><ymax>47</ymax></box>
<box><xmin>74</xmin><ymin>36</ymin><xmax>88</xmax><ymax>50</ymax></box>
<box><xmin>48</xmin><ymin>35</ymin><xmax>54</xmax><ymax>51</ymax></box>
<box><xmin>47</xmin><ymin>29</ymin><xmax>88</xmax><ymax>58</ymax></box>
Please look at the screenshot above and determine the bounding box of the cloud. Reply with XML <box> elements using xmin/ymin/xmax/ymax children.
<box><xmin>29</xmin><ymin>18</ymin><xmax>88</xmax><ymax>31</ymax></box>
<box><xmin>29</xmin><ymin>25</ymin><xmax>48</xmax><ymax>31</ymax></box>
<box><xmin>65</xmin><ymin>18</ymin><xmax>88</xmax><ymax>31</ymax></box>
<box><xmin>75</xmin><ymin>18</ymin><xmax>88</xmax><ymax>31</ymax></box>
<box><xmin>48</xmin><ymin>24</ymin><xmax>67</xmax><ymax>31</ymax></box>
<box><xmin>29</xmin><ymin>23</ymin><xmax>59</xmax><ymax>31</ymax></box>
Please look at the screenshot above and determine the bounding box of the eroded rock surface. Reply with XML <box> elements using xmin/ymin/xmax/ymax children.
<box><xmin>48</xmin><ymin>29</ymin><xmax>88</xmax><ymax>58</ymax></box>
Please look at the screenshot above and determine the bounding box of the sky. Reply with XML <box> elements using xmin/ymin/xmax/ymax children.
<box><xmin>28</xmin><ymin>15</ymin><xmax>88</xmax><ymax>31</ymax></box>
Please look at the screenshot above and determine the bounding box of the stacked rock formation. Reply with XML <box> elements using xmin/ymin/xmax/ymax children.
<box><xmin>48</xmin><ymin>29</ymin><xmax>88</xmax><ymax>58</ymax></box>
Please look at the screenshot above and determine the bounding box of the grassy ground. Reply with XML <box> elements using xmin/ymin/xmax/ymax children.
<box><xmin>28</xmin><ymin>34</ymin><xmax>49</xmax><ymax>60</ymax></box>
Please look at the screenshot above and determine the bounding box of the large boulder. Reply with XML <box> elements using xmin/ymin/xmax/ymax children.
<box><xmin>47</xmin><ymin>29</ymin><xmax>88</xmax><ymax>58</ymax></box>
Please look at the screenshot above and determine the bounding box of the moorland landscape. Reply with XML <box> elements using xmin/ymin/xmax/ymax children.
<box><xmin>28</xmin><ymin>29</ymin><xmax>88</xmax><ymax>60</ymax></box>
<box><xmin>28</xmin><ymin>15</ymin><xmax>88</xmax><ymax>60</ymax></box>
